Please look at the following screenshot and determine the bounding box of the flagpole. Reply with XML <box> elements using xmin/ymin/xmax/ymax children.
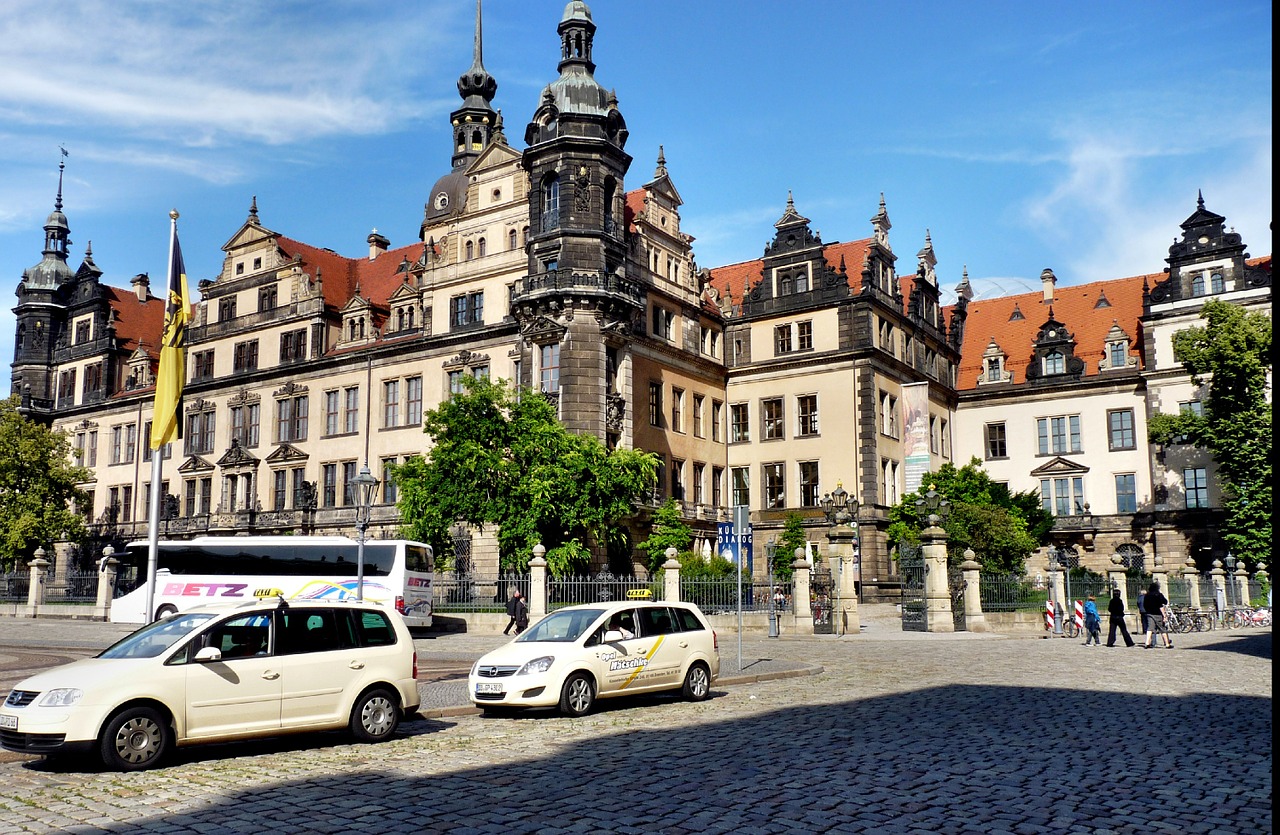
<box><xmin>144</xmin><ymin>209</ymin><xmax>180</xmax><ymax>622</ymax></box>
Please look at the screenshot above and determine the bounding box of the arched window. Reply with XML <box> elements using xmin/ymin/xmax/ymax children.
<box><xmin>521</xmin><ymin>226</ymin><xmax>529</xmax><ymax>246</ymax></box>
<box><xmin>477</xmin><ymin>238</ymin><xmax>486</xmax><ymax>257</ymax></box>
<box><xmin>471</xmin><ymin>129</ymin><xmax>482</xmax><ymax>150</ymax></box>
<box><xmin>794</xmin><ymin>269</ymin><xmax>809</xmax><ymax>293</ymax></box>
<box><xmin>465</xmin><ymin>240</ymin><xmax>474</xmax><ymax>261</ymax></box>
<box><xmin>1210</xmin><ymin>272</ymin><xmax>1224</xmax><ymax>293</ymax></box>
<box><xmin>1043</xmin><ymin>351</ymin><xmax>1065</xmax><ymax>375</ymax></box>
<box><xmin>508</xmin><ymin>229</ymin><xmax>518</xmax><ymax>250</ymax></box>
<box><xmin>1108</xmin><ymin>341</ymin><xmax>1127</xmax><ymax>369</ymax></box>
<box><xmin>456</xmin><ymin>130</ymin><xmax>465</xmax><ymax>153</ymax></box>
<box><xmin>1190</xmin><ymin>273</ymin><xmax>1205</xmax><ymax>297</ymax></box>
<box><xmin>542</xmin><ymin>174</ymin><xmax>560</xmax><ymax>228</ymax></box>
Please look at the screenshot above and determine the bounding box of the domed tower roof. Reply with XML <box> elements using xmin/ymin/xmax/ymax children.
<box><xmin>457</xmin><ymin>0</ymin><xmax>497</xmax><ymax>110</ymax></box>
<box><xmin>547</xmin><ymin>0</ymin><xmax>608</xmax><ymax>117</ymax></box>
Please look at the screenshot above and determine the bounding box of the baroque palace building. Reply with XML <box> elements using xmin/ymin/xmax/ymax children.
<box><xmin>9</xmin><ymin>2</ymin><xmax>1272</xmax><ymax>588</ymax></box>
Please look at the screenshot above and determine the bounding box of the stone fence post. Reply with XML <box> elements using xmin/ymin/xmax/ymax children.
<box><xmin>1209</xmin><ymin>560</ymin><xmax>1227</xmax><ymax>621</ymax></box>
<box><xmin>662</xmin><ymin>547</ymin><xmax>681</xmax><ymax>602</ymax></box>
<box><xmin>528</xmin><ymin>544</ymin><xmax>548</xmax><ymax>619</ymax></box>
<box><xmin>1254</xmin><ymin>564</ymin><xmax>1268</xmax><ymax>607</ymax></box>
<box><xmin>960</xmin><ymin>549</ymin><xmax>988</xmax><ymax>632</ymax></box>
<box><xmin>1107</xmin><ymin>555</ymin><xmax>1131</xmax><ymax>630</ymax></box>
<box><xmin>1151</xmin><ymin>555</ymin><xmax>1169</xmax><ymax>600</ymax></box>
<box><xmin>95</xmin><ymin>547</ymin><xmax>119</xmax><ymax>621</ymax></box>
<box><xmin>792</xmin><ymin>547</ymin><xmax>813</xmax><ymax>635</ymax></box>
<box><xmin>24</xmin><ymin>548</ymin><xmax>49</xmax><ymax>619</ymax></box>
<box><xmin>1235</xmin><ymin>563</ymin><xmax>1252</xmax><ymax>607</ymax></box>
<box><xmin>1183</xmin><ymin>558</ymin><xmax>1202</xmax><ymax>611</ymax></box>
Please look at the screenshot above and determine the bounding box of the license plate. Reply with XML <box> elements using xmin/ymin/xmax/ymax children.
<box><xmin>475</xmin><ymin>682</ymin><xmax>503</xmax><ymax>695</ymax></box>
<box><xmin>0</xmin><ymin>714</ymin><xmax>16</xmax><ymax>730</ymax></box>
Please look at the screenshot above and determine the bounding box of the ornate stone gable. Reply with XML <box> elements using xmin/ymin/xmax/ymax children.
<box><xmin>216</xmin><ymin>438</ymin><xmax>259</xmax><ymax>468</ymax></box>
<box><xmin>264</xmin><ymin>443</ymin><xmax>308</xmax><ymax>463</ymax></box>
<box><xmin>178</xmin><ymin>455</ymin><xmax>214</xmax><ymax>474</ymax></box>
<box><xmin>1024</xmin><ymin>310</ymin><xmax>1085</xmax><ymax>384</ymax></box>
<box><xmin>1030</xmin><ymin>456</ymin><xmax>1090</xmax><ymax>476</ymax></box>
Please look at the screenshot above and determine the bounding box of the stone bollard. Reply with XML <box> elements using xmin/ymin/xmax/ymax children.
<box><xmin>923</xmin><ymin>523</ymin><xmax>955</xmax><ymax>633</ymax></box>
<box><xmin>95</xmin><ymin>547</ymin><xmax>119</xmax><ymax>621</ymax></box>
<box><xmin>1235</xmin><ymin>562</ymin><xmax>1252</xmax><ymax>608</ymax></box>
<box><xmin>1183</xmin><ymin>558</ymin><xmax>1202</xmax><ymax>612</ymax></box>
<box><xmin>1152</xmin><ymin>555</ymin><xmax>1169</xmax><ymax>600</ymax></box>
<box><xmin>528</xmin><ymin>545</ymin><xmax>548</xmax><ymax>619</ymax></box>
<box><xmin>825</xmin><ymin>523</ymin><xmax>861</xmax><ymax>634</ymax></box>
<box><xmin>792</xmin><ymin>547</ymin><xmax>814</xmax><ymax>635</ymax></box>
<box><xmin>662</xmin><ymin>547</ymin><xmax>681</xmax><ymax>602</ymax></box>
<box><xmin>1209</xmin><ymin>560</ymin><xmax>1228</xmax><ymax>623</ymax></box>
<box><xmin>24</xmin><ymin>548</ymin><xmax>50</xmax><ymax>619</ymax></box>
<box><xmin>1107</xmin><ymin>555</ymin><xmax>1130</xmax><ymax>630</ymax></box>
<box><xmin>960</xmin><ymin>549</ymin><xmax>988</xmax><ymax>632</ymax></box>
<box><xmin>1254</xmin><ymin>564</ymin><xmax>1268</xmax><ymax>609</ymax></box>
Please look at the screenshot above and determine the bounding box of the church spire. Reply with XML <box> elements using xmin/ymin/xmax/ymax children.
<box><xmin>450</xmin><ymin>0</ymin><xmax>498</xmax><ymax>169</ymax></box>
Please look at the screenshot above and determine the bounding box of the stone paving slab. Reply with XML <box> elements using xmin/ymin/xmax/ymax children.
<box><xmin>0</xmin><ymin>620</ymin><xmax>1270</xmax><ymax>833</ymax></box>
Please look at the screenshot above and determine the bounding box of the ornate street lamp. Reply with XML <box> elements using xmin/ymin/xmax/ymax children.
<box><xmin>353</xmin><ymin>464</ymin><xmax>380</xmax><ymax>600</ymax></box>
<box><xmin>821</xmin><ymin>482</ymin><xmax>860</xmax><ymax>527</ymax></box>
<box><xmin>915</xmin><ymin>483</ymin><xmax>950</xmax><ymax>528</ymax></box>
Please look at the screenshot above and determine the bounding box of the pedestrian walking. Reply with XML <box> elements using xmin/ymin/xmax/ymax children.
<box><xmin>1137</xmin><ymin>590</ymin><xmax>1148</xmax><ymax>634</ymax></box>
<box><xmin>513</xmin><ymin>591</ymin><xmax>529</xmax><ymax>635</ymax></box>
<box><xmin>1142</xmin><ymin>582</ymin><xmax>1173</xmax><ymax>649</ymax></box>
<box><xmin>1105</xmin><ymin>588</ymin><xmax>1135</xmax><ymax>647</ymax></box>
<box><xmin>1082</xmin><ymin>594</ymin><xmax>1102</xmax><ymax>645</ymax></box>
<box><xmin>502</xmin><ymin>588</ymin><xmax>522</xmax><ymax>635</ymax></box>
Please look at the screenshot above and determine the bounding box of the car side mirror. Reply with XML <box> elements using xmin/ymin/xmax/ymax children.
<box><xmin>603</xmin><ymin>629</ymin><xmax>624</xmax><ymax>643</ymax></box>
<box><xmin>194</xmin><ymin>646</ymin><xmax>223</xmax><ymax>663</ymax></box>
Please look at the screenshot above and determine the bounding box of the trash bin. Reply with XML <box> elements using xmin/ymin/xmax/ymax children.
<box><xmin>768</xmin><ymin>608</ymin><xmax>779</xmax><ymax>638</ymax></box>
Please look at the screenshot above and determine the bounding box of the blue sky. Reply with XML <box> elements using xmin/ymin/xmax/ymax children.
<box><xmin>1</xmin><ymin>0</ymin><xmax>1272</xmax><ymax>396</ymax></box>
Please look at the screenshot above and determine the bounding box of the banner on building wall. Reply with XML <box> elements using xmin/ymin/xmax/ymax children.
<box><xmin>902</xmin><ymin>382</ymin><xmax>931</xmax><ymax>496</ymax></box>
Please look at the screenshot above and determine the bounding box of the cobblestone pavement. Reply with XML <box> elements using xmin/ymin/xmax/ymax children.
<box><xmin>0</xmin><ymin>619</ymin><xmax>1270</xmax><ymax>834</ymax></box>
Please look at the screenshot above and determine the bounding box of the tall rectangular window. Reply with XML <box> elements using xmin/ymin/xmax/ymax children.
<box><xmin>731</xmin><ymin>467</ymin><xmax>750</xmax><ymax>507</ymax></box>
<box><xmin>797</xmin><ymin>321</ymin><xmax>813</xmax><ymax>351</ymax></box>
<box><xmin>450</xmin><ymin>292</ymin><xmax>484</xmax><ymax>328</ymax></box>
<box><xmin>277</xmin><ymin>396</ymin><xmax>308</xmax><ymax>443</ymax></box>
<box><xmin>648</xmin><ymin>382</ymin><xmax>662</xmax><ymax>427</ymax></box>
<box><xmin>1040</xmin><ymin>476</ymin><xmax>1085</xmax><ymax>515</ymax></box>
<box><xmin>712</xmin><ymin>466</ymin><xmax>724</xmax><ymax>508</ymax></box>
<box><xmin>322</xmin><ymin>463</ymin><xmax>338</xmax><ymax>508</ymax></box>
<box><xmin>1184</xmin><ymin>467</ymin><xmax>1209</xmax><ymax>509</ymax></box>
<box><xmin>273</xmin><ymin>470</ymin><xmax>288</xmax><ymax>511</ymax></box>
<box><xmin>280</xmin><ymin>329</ymin><xmax>306</xmax><ymax>363</ymax></box>
<box><xmin>233</xmin><ymin>339</ymin><xmax>259</xmax><ymax>372</ymax></box>
<box><xmin>1115</xmin><ymin>474</ymin><xmax>1137</xmax><ymax>513</ymax></box>
<box><xmin>342</xmin><ymin>461</ymin><xmax>358</xmax><ymax>506</ymax></box>
<box><xmin>324</xmin><ymin>391</ymin><xmax>340</xmax><ymax>436</ymax></box>
<box><xmin>730</xmin><ymin>403</ymin><xmax>749</xmax><ymax>442</ymax></box>
<box><xmin>384</xmin><ymin>380</ymin><xmax>401</xmax><ymax>428</ymax></box>
<box><xmin>671</xmin><ymin>458</ymin><xmax>684</xmax><ymax>500</ymax></box>
<box><xmin>1108</xmin><ymin>409</ymin><xmax>1135</xmax><ymax>451</ymax></box>
<box><xmin>193</xmin><ymin>350</ymin><xmax>215</xmax><ymax>381</ymax></box>
<box><xmin>406</xmin><ymin>376</ymin><xmax>423</xmax><ymax>426</ymax></box>
<box><xmin>761</xmin><ymin>398</ymin><xmax>784</xmax><ymax>440</ymax></box>
<box><xmin>693</xmin><ymin>395</ymin><xmax>705</xmax><ymax>438</ymax></box>
<box><xmin>671</xmin><ymin>388</ymin><xmax>684</xmax><ymax>433</ymax></box>
<box><xmin>711</xmin><ymin>400</ymin><xmax>723</xmax><ymax>442</ymax></box>
<box><xmin>693</xmin><ymin>462</ymin><xmax>705</xmax><ymax>505</ymax></box>
<box><xmin>382</xmin><ymin>457</ymin><xmax>399</xmax><ymax>505</ymax></box>
<box><xmin>797</xmin><ymin>395</ymin><xmax>818</xmax><ymax>437</ymax></box>
<box><xmin>540</xmin><ymin>343</ymin><xmax>560</xmax><ymax>393</ymax></box>
<box><xmin>774</xmin><ymin>325</ymin><xmax>792</xmax><ymax>355</ymax></box>
<box><xmin>763</xmin><ymin>463</ymin><xmax>785</xmax><ymax>509</ymax></box>
<box><xmin>344</xmin><ymin>387</ymin><xmax>360</xmax><ymax>434</ymax></box>
<box><xmin>799</xmin><ymin>461</ymin><xmax>820</xmax><ymax>507</ymax></box>
<box><xmin>985</xmin><ymin>422</ymin><xmax>1007</xmax><ymax>459</ymax></box>
<box><xmin>230</xmin><ymin>403</ymin><xmax>259</xmax><ymax>447</ymax></box>
<box><xmin>448</xmin><ymin>370</ymin><xmax>465</xmax><ymax>397</ymax></box>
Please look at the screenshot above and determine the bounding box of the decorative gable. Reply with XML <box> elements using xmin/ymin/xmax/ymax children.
<box><xmin>1025</xmin><ymin>310</ymin><xmax>1084</xmax><ymax>384</ymax></box>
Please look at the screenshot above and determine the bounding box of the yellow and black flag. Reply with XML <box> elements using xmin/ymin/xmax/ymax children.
<box><xmin>151</xmin><ymin>217</ymin><xmax>189</xmax><ymax>449</ymax></box>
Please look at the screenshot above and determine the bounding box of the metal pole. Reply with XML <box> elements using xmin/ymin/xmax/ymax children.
<box><xmin>356</xmin><ymin>517</ymin><xmax>366</xmax><ymax>601</ymax></box>
<box><xmin>144</xmin><ymin>211</ymin><xmax>178</xmax><ymax>623</ymax></box>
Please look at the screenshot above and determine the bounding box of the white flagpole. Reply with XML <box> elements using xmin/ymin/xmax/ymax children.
<box><xmin>144</xmin><ymin>210</ymin><xmax>179</xmax><ymax>622</ymax></box>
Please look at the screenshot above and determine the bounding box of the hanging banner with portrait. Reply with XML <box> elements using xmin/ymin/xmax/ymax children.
<box><xmin>902</xmin><ymin>382</ymin><xmax>931</xmax><ymax>495</ymax></box>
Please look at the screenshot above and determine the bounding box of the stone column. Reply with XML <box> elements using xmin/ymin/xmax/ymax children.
<box><xmin>1107</xmin><ymin>555</ymin><xmax>1128</xmax><ymax>607</ymax></box>
<box><xmin>825</xmin><ymin>524</ymin><xmax>861</xmax><ymax>634</ymax></box>
<box><xmin>95</xmin><ymin>549</ymin><xmax>119</xmax><ymax>621</ymax></box>
<box><xmin>662</xmin><ymin>547</ymin><xmax>681</xmax><ymax>603</ymax></box>
<box><xmin>922</xmin><ymin>523</ymin><xmax>954</xmax><ymax>633</ymax></box>
<box><xmin>1254</xmin><ymin>564</ymin><xmax>1268</xmax><ymax>607</ymax></box>
<box><xmin>1047</xmin><ymin>563</ymin><xmax>1066</xmax><ymax>634</ymax></box>
<box><xmin>1234</xmin><ymin>563</ymin><xmax>1252</xmax><ymax>607</ymax></box>
<box><xmin>960</xmin><ymin>549</ymin><xmax>988</xmax><ymax>632</ymax></box>
<box><xmin>24</xmin><ymin>549</ymin><xmax>49</xmax><ymax>619</ymax></box>
<box><xmin>528</xmin><ymin>545</ymin><xmax>548</xmax><ymax>619</ymax></box>
<box><xmin>1151</xmin><ymin>555</ymin><xmax>1169</xmax><ymax>600</ymax></box>
<box><xmin>1209</xmin><ymin>560</ymin><xmax>1228</xmax><ymax>622</ymax></box>
<box><xmin>792</xmin><ymin>547</ymin><xmax>814</xmax><ymax>635</ymax></box>
<box><xmin>54</xmin><ymin>540</ymin><xmax>75</xmax><ymax>592</ymax></box>
<box><xmin>1183</xmin><ymin>558</ymin><xmax>1202</xmax><ymax>612</ymax></box>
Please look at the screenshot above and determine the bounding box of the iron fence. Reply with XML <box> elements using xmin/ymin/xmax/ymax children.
<box><xmin>680</xmin><ymin>578</ymin><xmax>789</xmax><ymax>615</ymax></box>
<box><xmin>433</xmin><ymin>572</ymin><xmax>530</xmax><ymax>614</ymax></box>
<box><xmin>979</xmin><ymin>573</ymin><xmax>1050</xmax><ymax>612</ymax></box>
<box><xmin>45</xmin><ymin>570</ymin><xmax>101</xmax><ymax>602</ymax></box>
<box><xmin>548</xmin><ymin>571</ymin><xmax>658</xmax><ymax>610</ymax></box>
<box><xmin>1</xmin><ymin>573</ymin><xmax>30</xmax><ymax>602</ymax></box>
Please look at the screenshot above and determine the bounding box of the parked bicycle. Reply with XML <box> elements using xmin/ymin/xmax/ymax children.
<box><xmin>1166</xmin><ymin>607</ymin><xmax>1214</xmax><ymax>633</ymax></box>
<box><xmin>1225</xmin><ymin>606</ymin><xmax>1271</xmax><ymax>628</ymax></box>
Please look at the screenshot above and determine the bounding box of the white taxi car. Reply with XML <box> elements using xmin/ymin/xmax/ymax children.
<box><xmin>0</xmin><ymin>598</ymin><xmax>420</xmax><ymax>770</ymax></box>
<box><xmin>469</xmin><ymin>601</ymin><xmax>720</xmax><ymax>716</ymax></box>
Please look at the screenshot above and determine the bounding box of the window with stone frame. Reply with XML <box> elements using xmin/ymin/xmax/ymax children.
<box><xmin>1115</xmin><ymin>474</ymin><xmax>1137</xmax><ymax>514</ymax></box>
<box><xmin>1184</xmin><ymin>467</ymin><xmax>1209</xmax><ymax>509</ymax></box>
<box><xmin>763</xmin><ymin>463</ymin><xmax>785</xmax><ymax>509</ymax></box>
<box><xmin>774</xmin><ymin>324</ymin><xmax>793</xmax><ymax>355</ymax></box>
<box><xmin>648</xmin><ymin>382</ymin><xmax>662</xmax><ymax>427</ymax></box>
<box><xmin>985</xmin><ymin>422</ymin><xmax>1008</xmax><ymax>459</ymax></box>
<box><xmin>193</xmin><ymin>350</ymin><xmax>215</xmax><ymax>381</ymax></box>
<box><xmin>233</xmin><ymin>339</ymin><xmax>259</xmax><ymax>373</ymax></box>
<box><xmin>693</xmin><ymin>462</ymin><xmax>705</xmax><ymax>505</ymax></box>
<box><xmin>797</xmin><ymin>321</ymin><xmax>813</xmax><ymax>351</ymax></box>
<box><xmin>540</xmin><ymin>343</ymin><xmax>560</xmax><ymax>394</ymax></box>
<box><xmin>711</xmin><ymin>400</ymin><xmax>723</xmax><ymax>442</ymax></box>
<box><xmin>1037</xmin><ymin>415</ymin><xmax>1082</xmax><ymax>455</ymax></box>
<box><xmin>186</xmin><ymin>410</ymin><xmax>215</xmax><ymax>455</ymax></box>
<box><xmin>693</xmin><ymin>395</ymin><xmax>705</xmax><ymax>438</ymax></box>
<box><xmin>712</xmin><ymin>466</ymin><xmax>724</xmax><ymax>508</ymax></box>
<box><xmin>799</xmin><ymin>461</ymin><xmax>820</xmax><ymax>507</ymax></box>
<box><xmin>230</xmin><ymin>403</ymin><xmax>259</xmax><ymax>447</ymax></box>
<box><xmin>258</xmin><ymin>285</ymin><xmax>278</xmax><ymax>311</ymax></box>
<box><xmin>1107</xmin><ymin>409</ymin><xmax>1135</xmax><ymax>451</ymax></box>
<box><xmin>796</xmin><ymin>395</ymin><xmax>818</xmax><ymax>437</ymax></box>
<box><xmin>730</xmin><ymin>403</ymin><xmax>749</xmax><ymax>442</ymax></box>
<box><xmin>731</xmin><ymin>466</ymin><xmax>749</xmax><ymax>507</ymax></box>
<box><xmin>384</xmin><ymin>380</ymin><xmax>401</xmax><ymax>427</ymax></box>
<box><xmin>671</xmin><ymin>388</ymin><xmax>684</xmax><ymax>432</ymax></box>
<box><xmin>1040</xmin><ymin>476</ymin><xmax>1085</xmax><ymax>516</ymax></box>
<box><xmin>762</xmin><ymin>398</ymin><xmax>784</xmax><ymax>440</ymax></box>
<box><xmin>276</xmin><ymin>394</ymin><xmax>308</xmax><ymax>443</ymax></box>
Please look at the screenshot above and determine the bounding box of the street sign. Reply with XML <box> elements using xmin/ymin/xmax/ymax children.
<box><xmin>717</xmin><ymin>510</ymin><xmax>753</xmax><ymax>573</ymax></box>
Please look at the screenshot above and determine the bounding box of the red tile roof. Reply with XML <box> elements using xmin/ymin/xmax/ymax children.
<box><xmin>106</xmin><ymin>287</ymin><xmax>165</xmax><ymax>357</ymax></box>
<box><xmin>707</xmin><ymin>238</ymin><xmax>877</xmax><ymax>310</ymax></box>
<box><xmin>276</xmin><ymin>236</ymin><xmax>427</xmax><ymax>327</ymax></box>
<box><xmin>953</xmin><ymin>273</ymin><xmax>1150</xmax><ymax>391</ymax></box>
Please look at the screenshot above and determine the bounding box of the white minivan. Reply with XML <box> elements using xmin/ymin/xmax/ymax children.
<box><xmin>0</xmin><ymin>598</ymin><xmax>420</xmax><ymax>770</ymax></box>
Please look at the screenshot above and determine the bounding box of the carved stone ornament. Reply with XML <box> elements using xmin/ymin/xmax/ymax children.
<box><xmin>273</xmin><ymin>381</ymin><xmax>308</xmax><ymax>398</ymax></box>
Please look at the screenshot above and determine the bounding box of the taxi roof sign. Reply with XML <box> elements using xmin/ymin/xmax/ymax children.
<box><xmin>625</xmin><ymin>589</ymin><xmax>653</xmax><ymax>600</ymax></box>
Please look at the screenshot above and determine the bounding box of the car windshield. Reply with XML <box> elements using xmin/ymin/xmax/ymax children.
<box><xmin>515</xmin><ymin>608</ymin><xmax>604</xmax><ymax>643</ymax></box>
<box><xmin>98</xmin><ymin>612</ymin><xmax>217</xmax><ymax>659</ymax></box>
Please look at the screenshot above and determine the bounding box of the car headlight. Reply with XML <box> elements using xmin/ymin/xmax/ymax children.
<box><xmin>38</xmin><ymin>688</ymin><xmax>83</xmax><ymax>707</ymax></box>
<box><xmin>516</xmin><ymin>656</ymin><xmax>554</xmax><ymax>675</ymax></box>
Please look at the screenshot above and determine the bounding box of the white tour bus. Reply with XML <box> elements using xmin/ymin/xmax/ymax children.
<box><xmin>109</xmin><ymin>536</ymin><xmax>434</xmax><ymax>627</ymax></box>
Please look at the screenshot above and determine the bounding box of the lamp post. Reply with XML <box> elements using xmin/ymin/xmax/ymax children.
<box><xmin>352</xmin><ymin>464</ymin><xmax>379</xmax><ymax>601</ymax></box>
<box><xmin>765</xmin><ymin>537</ymin><xmax>780</xmax><ymax>638</ymax></box>
<box><xmin>1047</xmin><ymin>547</ymin><xmax>1064</xmax><ymax>634</ymax></box>
<box><xmin>1224</xmin><ymin>552</ymin><xmax>1236</xmax><ymax>607</ymax></box>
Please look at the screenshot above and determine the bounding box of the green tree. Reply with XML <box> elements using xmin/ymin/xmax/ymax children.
<box><xmin>773</xmin><ymin>512</ymin><xmax>808</xmax><ymax>580</ymax></box>
<box><xmin>393</xmin><ymin>378</ymin><xmax>658</xmax><ymax>575</ymax></box>
<box><xmin>886</xmin><ymin>458</ymin><xmax>1045</xmax><ymax>573</ymax></box>
<box><xmin>638</xmin><ymin>497</ymin><xmax>693</xmax><ymax>574</ymax></box>
<box><xmin>0</xmin><ymin>396</ymin><xmax>91</xmax><ymax>571</ymax></box>
<box><xmin>1147</xmin><ymin>299</ymin><xmax>1271</xmax><ymax>565</ymax></box>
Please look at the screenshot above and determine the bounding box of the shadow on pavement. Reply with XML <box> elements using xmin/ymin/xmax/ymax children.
<box><xmin>40</xmin><ymin>683</ymin><xmax>1271</xmax><ymax>834</ymax></box>
<box><xmin>1184</xmin><ymin>631</ymin><xmax>1272</xmax><ymax>659</ymax></box>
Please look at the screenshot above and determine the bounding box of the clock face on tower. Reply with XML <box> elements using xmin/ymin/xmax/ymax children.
<box><xmin>435</xmin><ymin>193</ymin><xmax>450</xmax><ymax>210</ymax></box>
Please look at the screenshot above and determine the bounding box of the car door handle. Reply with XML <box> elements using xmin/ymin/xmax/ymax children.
<box><xmin>262</xmin><ymin>671</ymin><xmax>280</xmax><ymax>680</ymax></box>
<box><xmin>349</xmin><ymin>661</ymin><xmax>365</xmax><ymax>670</ymax></box>
<box><xmin>678</xmin><ymin>641</ymin><xmax>689</xmax><ymax>648</ymax></box>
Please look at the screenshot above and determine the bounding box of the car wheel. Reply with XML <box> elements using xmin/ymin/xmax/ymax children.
<box><xmin>154</xmin><ymin>604</ymin><xmax>177</xmax><ymax>621</ymax></box>
<box><xmin>682</xmin><ymin>662</ymin><xmax>711</xmax><ymax>701</ymax></box>
<box><xmin>559</xmin><ymin>672</ymin><xmax>595</xmax><ymax>717</ymax></box>
<box><xmin>100</xmin><ymin>706</ymin><xmax>170</xmax><ymax>771</ymax></box>
<box><xmin>350</xmin><ymin>688</ymin><xmax>400</xmax><ymax>743</ymax></box>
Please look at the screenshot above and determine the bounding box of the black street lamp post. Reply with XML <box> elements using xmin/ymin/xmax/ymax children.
<box><xmin>353</xmin><ymin>464</ymin><xmax>380</xmax><ymax>601</ymax></box>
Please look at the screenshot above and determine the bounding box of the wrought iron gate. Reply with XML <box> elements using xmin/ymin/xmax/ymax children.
<box><xmin>899</xmin><ymin>543</ymin><xmax>927</xmax><ymax>632</ymax></box>
<box><xmin>948</xmin><ymin>567</ymin><xmax>968</xmax><ymax>632</ymax></box>
<box><xmin>811</xmin><ymin>568</ymin><xmax>834</xmax><ymax>634</ymax></box>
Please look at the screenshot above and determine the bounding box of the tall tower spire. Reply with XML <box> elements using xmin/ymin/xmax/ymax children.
<box><xmin>450</xmin><ymin>0</ymin><xmax>498</xmax><ymax>170</ymax></box>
